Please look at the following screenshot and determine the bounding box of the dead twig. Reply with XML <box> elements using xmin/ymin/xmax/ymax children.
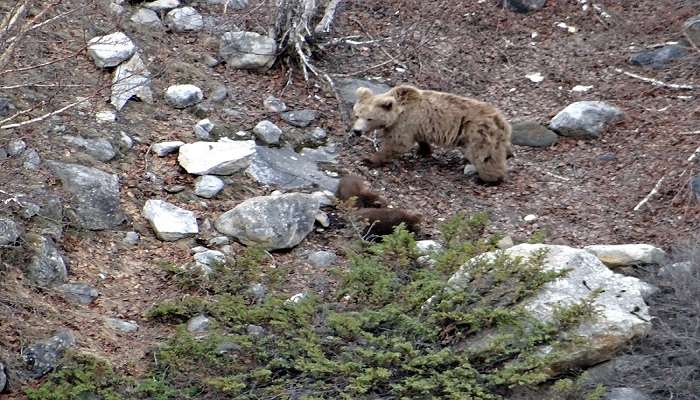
<box><xmin>634</xmin><ymin>175</ymin><xmax>666</xmax><ymax>212</ymax></box>
<box><xmin>615</xmin><ymin>68</ymin><xmax>696</xmax><ymax>90</ymax></box>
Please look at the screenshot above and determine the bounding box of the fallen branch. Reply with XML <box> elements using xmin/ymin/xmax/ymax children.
<box><xmin>615</xmin><ymin>68</ymin><xmax>696</xmax><ymax>90</ymax></box>
<box><xmin>0</xmin><ymin>97</ymin><xmax>91</xmax><ymax>130</ymax></box>
<box><xmin>688</xmin><ymin>146</ymin><xmax>700</xmax><ymax>163</ymax></box>
<box><xmin>314</xmin><ymin>0</ymin><xmax>343</xmax><ymax>34</ymax></box>
<box><xmin>633</xmin><ymin>175</ymin><xmax>666</xmax><ymax>212</ymax></box>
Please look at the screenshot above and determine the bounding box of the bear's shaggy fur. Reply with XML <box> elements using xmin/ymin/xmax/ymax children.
<box><xmin>351</xmin><ymin>85</ymin><xmax>512</xmax><ymax>182</ymax></box>
<box><xmin>337</xmin><ymin>175</ymin><xmax>386</xmax><ymax>208</ymax></box>
<box><xmin>353</xmin><ymin>208</ymin><xmax>422</xmax><ymax>237</ymax></box>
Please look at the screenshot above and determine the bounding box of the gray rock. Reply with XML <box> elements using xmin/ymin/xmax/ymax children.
<box><xmin>219</xmin><ymin>31</ymin><xmax>277</xmax><ymax>70</ymax></box>
<box><xmin>684</xmin><ymin>15</ymin><xmax>700</xmax><ymax>48</ymax></box>
<box><xmin>207</xmin><ymin>0</ymin><xmax>248</xmax><ymax>9</ymax></box>
<box><xmin>194</xmin><ymin>118</ymin><xmax>215</xmax><ymax>140</ymax></box>
<box><xmin>629</xmin><ymin>45</ymin><xmax>688</xmax><ymax>69</ymax></box>
<box><xmin>203</xmin><ymin>54</ymin><xmax>220</xmax><ymax>67</ymax></box>
<box><xmin>336</xmin><ymin>78</ymin><xmax>390</xmax><ymax>120</ymax></box>
<box><xmin>215</xmin><ymin>192</ymin><xmax>321</xmax><ymax>250</ymax></box>
<box><xmin>112</xmin><ymin>53</ymin><xmax>153</xmax><ymax>111</ymax></box>
<box><xmin>166</xmin><ymin>84</ymin><xmax>203</xmax><ymax>108</ymax></box>
<box><xmin>152</xmin><ymin>140</ymin><xmax>184</xmax><ymax>156</ymax></box>
<box><xmin>280</xmin><ymin>109</ymin><xmax>319</xmax><ymax>128</ymax></box>
<box><xmin>510</xmin><ymin>119</ymin><xmax>558</xmax><ymax>147</ymax></box>
<box><xmin>416</xmin><ymin>240</ymin><xmax>442</xmax><ymax>255</ymax></box>
<box><xmin>193</xmin><ymin>249</ymin><xmax>226</xmax><ymax>267</ymax></box>
<box><xmin>177</xmin><ymin>139</ymin><xmax>256</xmax><ymax>175</ymax></box>
<box><xmin>496</xmin><ymin>236</ymin><xmax>514</xmax><ymax>249</ymax></box>
<box><xmin>246</xmin><ymin>324</ymin><xmax>265</xmax><ymax>336</ymax></box>
<box><xmin>23</xmin><ymin>149</ymin><xmax>41</xmax><ymax>170</ymax></box>
<box><xmin>24</xmin><ymin>234</ymin><xmax>67</xmax><ymax>287</ymax></box>
<box><xmin>246</xmin><ymin>146</ymin><xmax>340</xmax><ymax>192</ymax></box>
<box><xmin>0</xmin><ymin>97</ymin><xmax>13</xmax><ymax>118</ymax></box>
<box><xmin>119</xmin><ymin>131</ymin><xmax>134</xmax><ymax>150</ymax></box>
<box><xmin>123</xmin><ymin>231</ymin><xmax>140</xmax><ymax>245</ymax></box>
<box><xmin>549</xmin><ymin>101</ymin><xmax>624</xmax><ymax>139</ymax></box>
<box><xmin>504</xmin><ymin>0</ymin><xmax>545</xmax><ymax>13</ymax></box>
<box><xmin>191</xmin><ymin>246</ymin><xmax>209</xmax><ymax>254</ymax></box>
<box><xmin>63</xmin><ymin>135</ymin><xmax>116</xmax><ymax>162</ymax></box>
<box><xmin>690</xmin><ymin>175</ymin><xmax>700</xmax><ymax>202</ymax></box>
<box><xmin>165</xmin><ymin>7</ymin><xmax>203</xmax><ymax>32</ymax></box>
<box><xmin>598</xmin><ymin>153</ymin><xmax>617</xmax><ymax>162</ymax></box>
<box><xmin>0</xmin><ymin>218</ymin><xmax>20</xmax><ymax>245</ymax></box>
<box><xmin>444</xmin><ymin>244</ymin><xmax>652</xmax><ymax>375</ymax></box>
<box><xmin>57</xmin><ymin>283</ymin><xmax>99</xmax><ymax>305</ymax></box>
<box><xmin>7</xmin><ymin>139</ymin><xmax>26</xmax><ymax>156</ymax></box>
<box><xmin>46</xmin><ymin>161</ymin><xmax>124</xmax><ymax>230</ymax></box>
<box><xmin>87</xmin><ymin>32</ymin><xmax>136</xmax><ymax>68</ymax></box>
<box><xmin>143</xmin><ymin>199</ymin><xmax>198</xmax><ymax>241</ymax></box>
<box><xmin>0</xmin><ymin>361</ymin><xmax>6</xmax><ymax>392</ymax></box>
<box><xmin>308</xmin><ymin>250</ymin><xmax>337</xmax><ymax>268</ymax></box>
<box><xmin>208</xmin><ymin>236</ymin><xmax>230</xmax><ymax>246</ymax></box>
<box><xmin>210</xmin><ymin>86</ymin><xmax>228</xmax><ymax>103</ymax></box>
<box><xmin>215</xmin><ymin>340</ymin><xmax>241</xmax><ymax>355</ymax></box>
<box><xmin>130</xmin><ymin>8</ymin><xmax>162</xmax><ymax>28</ymax></box>
<box><xmin>105</xmin><ymin>317</ymin><xmax>139</xmax><ymax>333</ymax></box>
<box><xmin>143</xmin><ymin>0</ymin><xmax>179</xmax><ymax>11</ymax></box>
<box><xmin>584</xmin><ymin>244</ymin><xmax>666</xmax><ymax>267</ymax></box>
<box><xmin>309</xmin><ymin>127</ymin><xmax>327</xmax><ymax>142</ymax></box>
<box><xmin>187</xmin><ymin>314</ymin><xmax>212</xmax><ymax>333</ymax></box>
<box><xmin>22</xmin><ymin>330</ymin><xmax>76</xmax><ymax>378</ymax></box>
<box><xmin>263</xmin><ymin>96</ymin><xmax>287</xmax><ymax>113</ymax></box>
<box><xmin>605</xmin><ymin>387</ymin><xmax>650</xmax><ymax>400</ymax></box>
<box><xmin>315</xmin><ymin>211</ymin><xmax>330</xmax><ymax>228</ymax></box>
<box><xmin>249</xmin><ymin>283</ymin><xmax>266</xmax><ymax>301</ymax></box>
<box><xmin>95</xmin><ymin>110</ymin><xmax>116</xmax><ymax>123</ymax></box>
<box><xmin>253</xmin><ymin>120</ymin><xmax>283</xmax><ymax>145</ymax></box>
<box><xmin>194</xmin><ymin>175</ymin><xmax>225</xmax><ymax>198</ymax></box>
<box><xmin>659</xmin><ymin>261</ymin><xmax>694</xmax><ymax>280</ymax></box>
<box><xmin>164</xmin><ymin>185</ymin><xmax>186</xmax><ymax>193</ymax></box>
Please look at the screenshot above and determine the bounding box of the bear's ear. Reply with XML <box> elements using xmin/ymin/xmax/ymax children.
<box><xmin>378</xmin><ymin>97</ymin><xmax>396</xmax><ymax>111</ymax></box>
<box><xmin>394</xmin><ymin>85</ymin><xmax>421</xmax><ymax>103</ymax></box>
<box><xmin>356</xmin><ymin>87</ymin><xmax>373</xmax><ymax>102</ymax></box>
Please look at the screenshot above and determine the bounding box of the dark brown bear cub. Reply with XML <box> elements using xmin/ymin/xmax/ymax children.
<box><xmin>337</xmin><ymin>175</ymin><xmax>386</xmax><ymax>208</ymax></box>
<box><xmin>353</xmin><ymin>208</ymin><xmax>422</xmax><ymax>237</ymax></box>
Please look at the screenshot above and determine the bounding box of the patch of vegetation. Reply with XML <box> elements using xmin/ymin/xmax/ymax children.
<box><xmin>30</xmin><ymin>214</ymin><xmax>604</xmax><ymax>399</ymax></box>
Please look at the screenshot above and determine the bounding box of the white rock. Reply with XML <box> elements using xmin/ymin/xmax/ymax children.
<box><xmin>143</xmin><ymin>199</ymin><xmax>198</xmax><ymax>241</ymax></box>
<box><xmin>464</xmin><ymin>164</ymin><xmax>478</xmax><ymax>176</ymax></box>
<box><xmin>307</xmin><ymin>250</ymin><xmax>336</xmax><ymax>268</ymax></box>
<box><xmin>87</xmin><ymin>32</ymin><xmax>136</xmax><ymax>68</ymax></box>
<box><xmin>311</xmin><ymin>190</ymin><xmax>335</xmax><ymax>207</ymax></box>
<box><xmin>496</xmin><ymin>236</ymin><xmax>515</xmax><ymax>249</ymax></box>
<box><xmin>263</xmin><ymin>96</ymin><xmax>287</xmax><ymax>113</ymax></box>
<box><xmin>95</xmin><ymin>110</ymin><xmax>116</xmax><ymax>123</ymax></box>
<box><xmin>130</xmin><ymin>8</ymin><xmax>162</xmax><ymax>28</ymax></box>
<box><xmin>253</xmin><ymin>120</ymin><xmax>283</xmax><ymax>145</ymax></box>
<box><xmin>571</xmin><ymin>85</ymin><xmax>593</xmax><ymax>92</ymax></box>
<box><xmin>119</xmin><ymin>131</ymin><xmax>134</xmax><ymax>149</ymax></box>
<box><xmin>416</xmin><ymin>240</ymin><xmax>442</xmax><ymax>255</ymax></box>
<box><xmin>165</xmin><ymin>84</ymin><xmax>203</xmax><ymax>108</ymax></box>
<box><xmin>165</xmin><ymin>7</ymin><xmax>203</xmax><ymax>32</ymax></box>
<box><xmin>314</xmin><ymin>211</ymin><xmax>330</xmax><ymax>228</ymax></box>
<box><xmin>178</xmin><ymin>139</ymin><xmax>256</xmax><ymax>175</ymax></box>
<box><xmin>285</xmin><ymin>292</ymin><xmax>307</xmax><ymax>304</ymax></box>
<box><xmin>523</xmin><ymin>214</ymin><xmax>538</xmax><ymax>222</ymax></box>
<box><xmin>152</xmin><ymin>141</ymin><xmax>184</xmax><ymax>156</ymax></box>
<box><xmin>219</xmin><ymin>31</ymin><xmax>277</xmax><ymax>69</ymax></box>
<box><xmin>193</xmin><ymin>249</ymin><xmax>226</xmax><ymax>266</ymax></box>
<box><xmin>194</xmin><ymin>119</ymin><xmax>214</xmax><ymax>140</ymax></box>
<box><xmin>143</xmin><ymin>0</ymin><xmax>180</xmax><ymax>11</ymax></box>
<box><xmin>194</xmin><ymin>175</ymin><xmax>225</xmax><ymax>198</ymax></box>
<box><xmin>105</xmin><ymin>318</ymin><xmax>139</xmax><ymax>333</ymax></box>
<box><xmin>187</xmin><ymin>314</ymin><xmax>212</xmax><ymax>333</ymax></box>
<box><xmin>584</xmin><ymin>244</ymin><xmax>666</xmax><ymax>267</ymax></box>
<box><xmin>526</xmin><ymin>72</ymin><xmax>544</xmax><ymax>83</ymax></box>
<box><xmin>550</xmin><ymin>101</ymin><xmax>624</xmax><ymax>139</ymax></box>
<box><xmin>112</xmin><ymin>53</ymin><xmax>153</xmax><ymax>110</ymax></box>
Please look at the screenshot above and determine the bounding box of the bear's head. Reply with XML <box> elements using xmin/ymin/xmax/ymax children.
<box><xmin>350</xmin><ymin>87</ymin><xmax>402</xmax><ymax>136</ymax></box>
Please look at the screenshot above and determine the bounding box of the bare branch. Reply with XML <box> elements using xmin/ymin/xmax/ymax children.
<box><xmin>314</xmin><ymin>0</ymin><xmax>342</xmax><ymax>34</ymax></box>
<box><xmin>615</xmin><ymin>68</ymin><xmax>696</xmax><ymax>90</ymax></box>
<box><xmin>634</xmin><ymin>176</ymin><xmax>666</xmax><ymax>212</ymax></box>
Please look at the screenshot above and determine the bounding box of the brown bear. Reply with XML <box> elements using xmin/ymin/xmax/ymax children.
<box><xmin>351</xmin><ymin>85</ymin><xmax>512</xmax><ymax>182</ymax></box>
<box><xmin>352</xmin><ymin>207</ymin><xmax>422</xmax><ymax>238</ymax></box>
<box><xmin>337</xmin><ymin>175</ymin><xmax>386</xmax><ymax>208</ymax></box>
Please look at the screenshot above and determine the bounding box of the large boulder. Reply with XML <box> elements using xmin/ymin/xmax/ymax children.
<box><xmin>87</xmin><ymin>32</ymin><xmax>136</xmax><ymax>68</ymax></box>
<box><xmin>178</xmin><ymin>139</ymin><xmax>256</xmax><ymax>175</ymax></box>
<box><xmin>549</xmin><ymin>101</ymin><xmax>624</xmax><ymax>139</ymax></box>
<box><xmin>24</xmin><ymin>234</ymin><xmax>67</xmax><ymax>287</ymax></box>
<box><xmin>246</xmin><ymin>145</ymin><xmax>339</xmax><ymax>192</ymax></box>
<box><xmin>22</xmin><ymin>330</ymin><xmax>76</xmax><ymax>378</ymax></box>
<box><xmin>215</xmin><ymin>193</ymin><xmax>321</xmax><ymax>250</ymax></box>
<box><xmin>165</xmin><ymin>6</ymin><xmax>203</xmax><ymax>32</ymax></box>
<box><xmin>143</xmin><ymin>199</ymin><xmax>198</xmax><ymax>241</ymax></box>
<box><xmin>584</xmin><ymin>244</ymin><xmax>666</xmax><ymax>267</ymax></box>
<box><xmin>112</xmin><ymin>53</ymin><xmax>153</xmax><ymax>111</ymax></box>
<box><xmin>445</xmin><ymin>244</ymin><xmax>652</xmax><ymax>375</ymax></box>
<box><xmin>46</xmin><ymin>161</ymin><xmax>124</xmax><ymax>230</ymax></box>
<box><xmin>219</xmin><ymin>31</ymin><xmax>277</xmax><ymax>69</ymax></box>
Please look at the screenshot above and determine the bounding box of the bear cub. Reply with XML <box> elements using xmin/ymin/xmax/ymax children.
<box><xmin>351</xmin><ymin>85</ymin><xmax>512</xmax><ymax>183</ymax></box>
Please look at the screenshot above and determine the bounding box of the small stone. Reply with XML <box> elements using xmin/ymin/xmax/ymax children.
<box><xmin>119</xmin><ymin>131</ymin><xmax>134</xmax><ymax>149</ymax></box>
<box><xmin>249</xmin><ymin>283</ymin><xmax>266</xmax><ymax>301</ymax></box>
<box><xmin>309</xmin><ymin>127</ymin><xmax>327</xmax><ymax>142</ymax></box>
<box><xmin>464</xmin><ymin>164</ymin><xmax>478</xmax><ymax>176</ymax></box>
<box><xmin>7</xmin><ymin>139</ymin><xmax>27</xmax><ymax>156</ymax></box>
<box><xmin>629</xmin><ymin>45</ymin><xmax>687</xmax><ymax>69</ymax></box>
<box><xmin>23</xmin><ymin>149</ymin><xmax>41</xmax><ymax>169</ymax></box>
<box><xmin>280</xmin><ymin>109</ymin><xmax>319</xmax><ymax>128</ymax></box>
<box><xmin>523</xmin><ymin>214</ymin><xmax>538</xmax><ymax>223</ymax></box>
<box><xmin>210</xmin><ymin>86</ymin><xmax>228</xmax><ymax>103</ymax></box>
<box><xmin>690</xmin><ymin>175</ymin><xmax>700</xmax><ymax>202</ymax></box>
<box><xmin>57</xmin><ymin>283</ymin><xmax>99</xmax><ymax>305</ymax></box>
<box><xmin>187</xmin><ymin>314</ymin><xmax>212</xmax><ymax>333</ymax></box>
<box><xmin>193</xmin><ymin>249</ymin><xmax>226</xmax><ymax>267</ymax></box>
<box><xmin>194</xmin><ymin>119</ymin><xmax>215</xmax><ymax>140</ymax></box>
<box><xmin>0</xmin><ymin>97</ymin><xmax>13</xmax><ymax>118</ymax></box>
<box><xmin>263</xmin><ymin>96</ymin><xmax>287</xmax><ymax>113</ymax></box>
<box><xmin>21</xmin><ymin>202</ymin><xmax>40</xmax><ymax>219</ymax></box>
<box><xmin>416</xmin><ymin>240</ymin><xmax>442</xmax><ymax>255</ymax></box>
<box><xmin>308</xmin><ymin>250</ymin><xmax>336</xmax><ymax>268</ymax></box>
<box><xmin>510</xmin><ymin>120</ymin><xmax>559</xmax><ymax>147</ymax></box>
<box><xmin>496</xmin><ymin>236</ymin><xmax>515</xmax><ymax>249</ymax></box>
<box><xmin>111</xmin><ymin>53</ymin><xmax>153</xmax><ymax>111</ymax></box>
<box><xmin>0</xmin><ymin>361</ymin><xmax>6</xmax><ymax>392</ymax></box>
<box><xmin>314</xmin><ymin>211</ymin><xmax>330</xmax><ymax>228</ymax></box>
<box><xmin>207</xmin><ymin>0</ymin><xmax>248</xmax><ymax>9</ymax></box>
<box><xmin>203</xmin><ymin>54</ymin><xmax>220</xmax><ymax>67</ymax></box>
<box><xmin>178</xmin><ymin>139</ymin><xmax>256</xmax><ymax>175</ymax></box>
<box><xmin>311</xmin><ymin>190</ymin><xmax>335</xmax><ymax>207</ymax></box>
<box><xmin>285</xmin><ymin>292</ymin><xmax>307</xmax><ymax>304</ymax></box>
<box><xmin>584</xmin><ymin>244</ymin><xmax>666</xmax><ymax>267</ymax></box>
<box><xmin>142</xmin><ymin>199</ymin><xmax>199</xmax><ymax>241</ymax></box>
<box><xmin>165</xmin><ymin>84</ymin><xmax>203</xmax><ymax>108</ymax></box>
<box><xmin>0</xmin><ymin>218</ymin><xmax>20</xmax><ymax>246</ymax></box>
<box><xmin>63</xmin><ymin>135</ymin><xmax>116</xmax><ymax>162</ymax></box>
<box><xmin>165</xmin><ymin>7</ymin><xmax>203</xmax><ymax>32</ymax></box>
<box><xmin>253</xmin><ymin>120</ymin><xmax>283</xmax><ymax>145</ymax></box>
<box><xmin>22</xmin><ymin>331</ymin><xmax>76</xmax><ymax>378</ymax></box>
<box><xmin>191</xmin><ymin>246</ymin><xmax>209</xmax><ymax>254</ymax></box>
<box><xmin>684</xmin><ymin>15</ymin><xmax>700</xmax><ymax>48</ymax></box>
<box><xmin>219</xmin><ymin>31</ymin><xmax>277</xmax><ymax>70</ymax></box>
<box><xmin>143</xmin><ymin>0</ymin><xmax>180</xmax><ymax>11</ymax></box>
<box><xmin>95</xmin><ymin>110</ymin><xmax>116</xmax><ymax>123</ymax></box>
<box><xmin>417</xmin><ymin>255</ymin><xmax>436</xmax><ymax>267</ymax></box>
<box><xmin>25</xmin><ymin>234</ymin><xmax>68</xmax><ymax>287</ymax></box>
<box><xmin>164</xmin><ymin>185</ymin><xmax>186</xmax><ymax>194</ymax></box>
<box><xmin>152</xmin><ymin>140</ymin><xmax>184</xmax><ymax>156</ymax></box>
<box><xmin>215</xmin><ymin>341</ymin><xmax>241</xmax><ymax>355</ymax></box>
<box><xmin>130</xmin><ymin>8</ymin><xmax>162</xmax><ymax>28</ymax></box>
<box><xmin>123</xmin><ymin>231</ymin><xmax>140</xmax><ymax>245</ymax></box>
<box><xmin>208</xmin><ymin>236</ymin><xmax>230</xmax><ymax>246</ymax></box>
<box><xmin>194</xmin><ymin>175</ymin><xmax>225</xmax><ymax>198</ymax></box>
<box><xmin>504</xmin><ymin>0</ymin><xmax>545</xmax><ymax>13</ymax></box>
<box><xmin>87</xmin><ymin>32</ymin><xmax>136</xmax><ymax>68</ymax></box>
<box><xmin>598</xmin><ymin>153</ymin><xmax>618</xmax><ymax>162</ymax></box>
<box><xmin>246</xmin><ymin>324</ymin><xmax>265</xmax><ymax>336</ymax></box>
<box><xmin>105</xmin><ymin>317</ymin><xmax>139</xmax><ymax>333</ymax></box>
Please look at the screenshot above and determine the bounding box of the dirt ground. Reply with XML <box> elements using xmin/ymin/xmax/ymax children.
<box><xmin>1</xmin><ymin>0</ymin><xmax>699</xmax><ymax>397</ymax></box>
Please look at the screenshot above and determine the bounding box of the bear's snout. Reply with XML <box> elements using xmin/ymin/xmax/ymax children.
<box><xmin>351</xmin><ymin>128</ymin><xmax>363</xmax><ymax>136</ymax></box>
